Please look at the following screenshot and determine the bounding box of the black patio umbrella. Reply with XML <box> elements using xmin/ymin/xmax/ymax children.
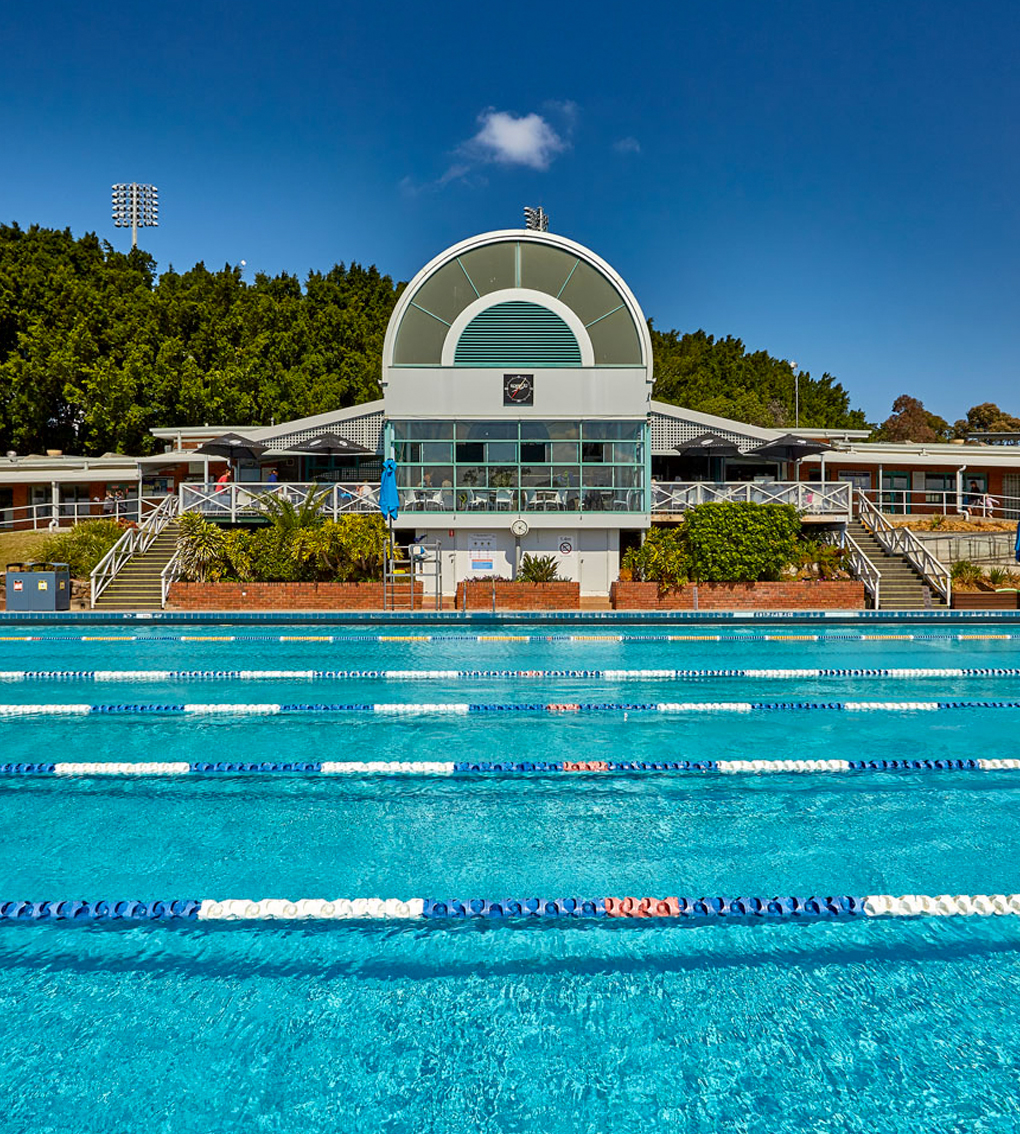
<box><xmin>674</xmin><ymin>432</ymin><xmax>742</xmax><ymax>459</ymax></box>
<box><xmin>289</xmin><ymin>433</ymin><xmax>373</xmax><ymax>457</ymax></box>
<box><xmin>194</xmin><ymin>432</ymin><xmax>268</xmax><ymax>461</ymax></box>
<box><xmin>748</xmin><ymin>434</ymin><xmax>831</xmax><ymax>463</ymax></box>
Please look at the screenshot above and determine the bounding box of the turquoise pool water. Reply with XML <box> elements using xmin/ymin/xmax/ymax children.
<box><xmin>3</xmin><ymin>620</ymin><xmax>1020</xmax><ymax>1132</ymax></box>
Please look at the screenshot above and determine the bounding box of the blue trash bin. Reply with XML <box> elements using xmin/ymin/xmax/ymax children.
<box><xmin>4</xmin><ymin>562</ymin><xmax>71</xmax><ymax>612</ymax></box>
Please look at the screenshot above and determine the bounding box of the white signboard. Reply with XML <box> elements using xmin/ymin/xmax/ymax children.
<box><xmin>469</xmin><ymin>533</ymin><xmax>496</xmax><ymax>573</ymax></box>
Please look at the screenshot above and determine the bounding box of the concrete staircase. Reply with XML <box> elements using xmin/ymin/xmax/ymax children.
<box><xmin>847</xmin><ymin>521</ymin><xmax>947</xmax><ymax>610</ymax></box>
<box><xmin>92</xmin><ymin>523</ymin><xmax>179</xmax><ymax>611</ymax></box>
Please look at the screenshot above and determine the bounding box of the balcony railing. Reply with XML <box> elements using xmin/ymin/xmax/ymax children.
<box><xmin>650</xmin><ymin>481</ymin><xmax>852</xmax><ymax>515</ymax></box>
<box><xmin>0</xmin><ymin>495</ymin><xmax>173</xmax><ymax>531</ymax></box>
<box><xmin>179</xmin><ymin>482</ymin><xmax>645</xmax><ymax>518</ymax></box>
<box><xmin>858</xmin><ymin>489</ymin><xmax>1020</xmax><ymax>520</ymax></box>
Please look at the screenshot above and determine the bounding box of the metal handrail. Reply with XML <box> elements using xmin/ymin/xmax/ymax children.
<box><xmin>858</xmin><ymin>488</ymin><xmax>1020</xmax><ymax>520</ymax></box>
<box><xmin>824</xmin><ymin>528</ymin><xmax>881</xmax><ymax>609</ymax></box>
<box><xmin>0</xmin><ymin>495</ymin><xmax>172</xmax><ymax>531</ymax></box>
<box><xmin>649</xmin><ymin>481</ymin><xmax>852</xmax><ymax>514</ymax></box>
<box><xmin>179</xmin><ymin>482</ymin><xmax>380</xmax><ymax>521</ymax></box>
<box><xmin>857</xmin><ymin>491</ymin><xmax>951</xmax><ymax>603</ymax></box>
<box><xmin>90</xmin><ymin>494</ymin><xmax>179</xmax><ymax>607</ymax></box>
<box><xmin>160</xmin><ymin>549</ymin><xmax>182</xmax><ymax>609</ymax></box>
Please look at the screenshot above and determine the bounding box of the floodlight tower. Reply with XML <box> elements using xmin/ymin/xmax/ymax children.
<box><xmin>523</xmin><ymin>206</ymin><xmax>549</xmax><ymax>232</ymax></box>
<box><xmin>112</xmin><ymin>183</ymin><xmax>159</xmax><ymax>248</ymax></box>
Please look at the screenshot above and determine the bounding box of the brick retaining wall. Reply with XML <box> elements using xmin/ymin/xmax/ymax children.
<box><xmin>610</xmin><ymin>580</ymin><xmax>866</xmax><ymax>610</ymax></box>
<box><xmin>455</xmin><ymin>581</ymin><xmax>580</xmax><ymax>611</ymax></box>
<box><xmin>168</xmin><ymin>581</ymin><xmax>423</xmax><ymax>610</ymax></box>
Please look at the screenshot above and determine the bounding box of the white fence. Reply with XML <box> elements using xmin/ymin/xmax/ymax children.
<box><xmin>179</xmin><ymin>482</ymin><xmax>381</xmax><ymax>521</ymax></box>
<box><xmin>651</xmin><ymin>481</ymin><xmax>852</xmax><ymax>515</ymax></box>
<box><xmin>859</xmin><ymin>489</ymin><xmax>1020</xmax><ymax>520</ymax></box>
<box><xmin>0</xmin><ymin>495</ymin><xmax>172</xmax><ymax>531</ymax></box>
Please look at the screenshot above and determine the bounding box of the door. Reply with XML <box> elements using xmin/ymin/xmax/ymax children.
<box><xmin>881</xmin><ymin>472</ymin><xmax>909</xmax><ymax>514</ymax></box>
<box><xmin>1003</xmin><ymin>475</ymin><xmax>1020</xmax><ymax>520</ymax></box>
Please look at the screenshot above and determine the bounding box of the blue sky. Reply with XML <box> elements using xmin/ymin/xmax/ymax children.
<box><xmin>2</xmin><ymin>1</ymin><xmax>1018</xmax><ymax>423</ymax></box>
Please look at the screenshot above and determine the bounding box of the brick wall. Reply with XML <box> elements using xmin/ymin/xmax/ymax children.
<box><xmin>168</xmin><ymin>581</ymin><xmax>423</xmax><ymax>610</ymax></box>
<box><xmin>455</xmin><ymin>581</ymin><xmax>581</xmax><ymax>611</ymax></box>
<box><xmin>611</xmin><ymin>580</ymin><xmax>866</xmax><ymax>610</ymax></box>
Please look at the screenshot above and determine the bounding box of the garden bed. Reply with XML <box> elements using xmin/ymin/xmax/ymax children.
<box><xmin>951</xmin><ymin>591</ymin><xmax>1019</xmax><ymax>610</ymax></box>
<box><xmin>454</xmin><ymin>581</ymin><xmax>580</xmax><ymax>611</ymax></box>
<box><xmin>610</xmin><ymin>580</ymin><xmax>866</xmax><ymax>610</ymax></box>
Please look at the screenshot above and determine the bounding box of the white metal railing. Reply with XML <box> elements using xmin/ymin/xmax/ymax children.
<box><xmin>179</xmin><ymin>481</ymin><xmax>646</xmax><ymax>517</ymax></box>
<box><xmin>650</xmin><ymin>481</ymin><xmax>852</xmax><ymax>515</ymax></box>
<box><xmin>160</xmin><ymin>549</ymin><xmax>182</xmax><ymax>609</ymax></box>
<box><xmin>824</xmin><ymin>528</ymin><xmax>881</xmax><ymax>608</ymax></box>
<box><xmin>179</xmin><ymin>482</ymin><xmax>381</xmax><ymax>520</ymax></box>
<box><xmin>858</xmin><ymin>488</ymin><xmax>1020</xmax><ymax>521</ymax></box>
<box><xmin>90</xmin><ymin>494</ymin><xmax>179</xmax><ymax>607</ymax></box>
<box><xmin>857</xmin><ymin>491</ymin><xmax>951</xmax><ymax>604</ymax></box>
<box><xmin>0</xmin><ymin>494</ymin><xmax>172</xmax><ymax>531</ymax></box>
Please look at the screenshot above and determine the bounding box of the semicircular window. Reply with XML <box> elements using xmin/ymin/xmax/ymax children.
<box><xmin>453</xmin><ymin>300</ymin><xmax>582</xmax><ymax>367</ymax></box>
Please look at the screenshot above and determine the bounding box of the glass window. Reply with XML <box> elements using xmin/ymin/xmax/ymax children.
<box><xmin>582</xmin><ymin>442</ymin><xmax>610</xmax><ymax>463</ymax></box>
<box><xmin>488</xmin><ymin>466</ymin><xmax>518</xmax><ymax>488</ymax></box>
<box><xmin>520</xmin><ymin>421</ymin><xmax>579</xmax><ymax>440</ymax></box>
<box><xmin>422</xmin><ymin>466</ymin><xmax>454</xmax><ymax>488</ymax></box>
<box><xmin>520</xmin><ymin>467</ymin><xmax>551</xmax><ymax>488</ymax></box>
<box><xmin>487</xmin><ymin>441</ymin><xmax>517</xmax><ymax>462</ymax></box>
<box><xmin>421</xmin><ymin>442</ymin><xmax>452</xmax><ymax>462</ymax></box>
<box><xmin>394</xmin><ymin>441</ymin><xmax>421</xmax><ymax>462</ymax></box>
<box><xmin>551</xmin><ymin>466</ymin><xmax>580</xmax><ymax>488</ymax></box>
<box><xmin>583</xmin><ymin>421</ymin><xmax>643</xmax><ymax>440</ymax></box>
<box><xmin>455</xmin><ymin>442</ymin><xmax>485</xmax><ymax>463</ymax></box>
<box><xmin>456</xmin><ymin>421</ymin><xmax>516</xmax><ymax>440</ymax></box>
<box><xmin>455</xmin><ymin>466</ymin><xmax>487</xmax><ymax>487</ymax></box>
<box><xmin>614</xmin><ymin>466</ymin><xmax>643</xmax><ymax>488</ymax></box>
<box><xmin>551</xmin><ymin>441</ymin><xmax>578</xmax><ymax>462</ymax></box>
<box><xmin>582</xmin><ymin>466</ymin><xmax>613</xmax><ymax>487</ymax></box>
<box><xmin>520</xmin><ymin>442</ymin><xmax>549</xmax><ymax>463</ymax></box>
<box><xmin>392</xmin><ymin>305</ymin><xmax>447</xmax><ymax>365</ymax></box>
<box><xmin>557</xmin><ymin>260</ymin><xmax>624</xmax><ymax>326</ymax></box>
<box><xmin>410</xmin><ymin>261</ymin><xmax>477</xmax><ymax>325</ymax></box>
<box><xmin>395</xmin><ymin>421</ymin><xmax>454</xmax><ymax>440</ymax></box>
<box><xmin>612</xmin><ymin>442</ymin><xmax>641</xmax><ymax>463</ymax></box>
<box><xmin>457</xmin><ymin>243</ymin><xmax>515</xmax><ymax>295</ymax></box>
<box><xmin>586</xmin><ymin>304</ymin><xmax>642</xmax><ymax>366</ymax></box>
<box><xmin>520</xmin><ymin>242</ymin><xmax>577</xmax><ymax>296</ymax></box>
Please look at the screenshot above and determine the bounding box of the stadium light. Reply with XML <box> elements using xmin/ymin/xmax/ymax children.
<box><xmin>523</xmin><ymin>206</ymin><xmax>549</xmax><ymax>232</ymax></box>
<box><xmin>111</xmin><ymin>183</ymin><xmax>159</xmax><ymax>248</ymax></box>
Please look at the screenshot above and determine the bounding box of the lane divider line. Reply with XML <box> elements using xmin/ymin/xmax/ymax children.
<box><xmin>3</xmin><ymin>757</ymin><xmax>1016</xmax><ymax>777</ymax></box>
<box><xmin>3</xmin><ymin>894</ymin><xmax>1020</xmax><ymax>923</ymax></box>
<box><xmin>4</xmin><ymin>666</ymin><xmax>1020</xmax><ymax>683</ymax></box>
<box><xmin>1</xmin><ymin>700</ymin><xmax>1020</xmax><ymax>717</ymax></box>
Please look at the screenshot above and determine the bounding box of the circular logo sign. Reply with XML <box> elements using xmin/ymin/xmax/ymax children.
<box><xmin>503</xmin><ymin>373</ymin><xmax>534</xmax><ymax>406</ymax></box>
<box><xmin>559</xmin><ymin>538</ymin><xmax>574</xmax><ymax>555</ymax></box>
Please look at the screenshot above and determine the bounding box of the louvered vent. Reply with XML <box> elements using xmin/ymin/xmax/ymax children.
<box><xmin>454</xmin><ymin>301</ymin><xmax>581</xmax><ymax>366</ymax></box>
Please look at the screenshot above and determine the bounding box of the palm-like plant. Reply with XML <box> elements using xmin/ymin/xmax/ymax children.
<box><xmin>257</xmin><ymin>486</ymin><xmax>330</xmax><ymax>534</ymax></box>
<box><xmin>176</xmin><ymin>512</ymin><xmax>227</xmax><ymax>582</ymax></box>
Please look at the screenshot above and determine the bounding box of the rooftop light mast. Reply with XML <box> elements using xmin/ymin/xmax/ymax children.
<box><xmin>523</xmin><ymin>206</ymin><xmax>549</xmax><ymax>232</ymax></box>
<box><xmin>112</xmin><ymin>183</ymin><xmax>159</xmax><ymax>248</ymax></box>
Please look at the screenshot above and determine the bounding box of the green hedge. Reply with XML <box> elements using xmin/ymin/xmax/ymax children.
<box><xmin>622</xmin><ymin>503</ymin><xmax>803</xmax><ymax>587</ymax></box>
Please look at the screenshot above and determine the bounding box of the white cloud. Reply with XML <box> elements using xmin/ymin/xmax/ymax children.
<box><xmin>614</xmin><ymin>136</ymin><xmax>641</xmax><ymax>155</ymax></box>
<box><xmin>465</xmin><ymin>109</ymin><xmax>567</xmax><ymax>171</ymax></box>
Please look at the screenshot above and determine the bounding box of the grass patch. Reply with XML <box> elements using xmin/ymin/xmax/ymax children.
<box><xmin>0</xmin><ymin>530</ymin><xmax>50</xmax><ymax>567</ymax></box>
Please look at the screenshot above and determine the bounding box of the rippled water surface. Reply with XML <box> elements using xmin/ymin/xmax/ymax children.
<box><xmin>2</xmin><ymin>619</ymin><xmax>1020</xmax><ymax>1133</ymax></box>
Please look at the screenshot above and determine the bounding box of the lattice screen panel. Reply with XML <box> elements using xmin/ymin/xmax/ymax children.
<box><xmin>650</xmin><ymin>411</ymin><xmax>763</xmax><ymax>454</ymax></box>
<box><xmin>270</xmin><ymin>410</ymin><xmax>385</xmax><ymax>455</ymax></box>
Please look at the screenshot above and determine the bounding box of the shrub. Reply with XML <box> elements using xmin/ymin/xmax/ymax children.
<box><xmin>684</xmin><ymin>503</ymin><xmax>801</xmax><ymax>582</ymax></box>
<box><xmin>290</xmin><ymin>515</ymin><xmax>388</xmax><ymax>582</ymax></box>
<box><xmin>621</xmin><ymin>526</ymin><xmax>689</xmax><ymax>591</ymax></box>
<box><xmin>517</xmin><ymin>553</ymin><xmax>563</xmax><ymax>583</ymax></box>
<box><xmin>40</xmin><ymin>520</ymin><xmax>125</xmax><ymax>577</ymax></box>
<box><xmin>987</xmin><ymin>567</ymin><xmax>1009</xmax><ymax>587</ymax></box>
<box><xmin>950</xmin><ymin>559</ymin><xmax>982</xmax><ymax>587</ymax></box>
<box><xmin>793</xmin><ymin>538</ymin><xmax>849</xmax><ymax>581</ymax></box>
<box><xmin>257</xmin><ymin>486</ymin><xmax>330</xmax><ymax>534</ymax></box>
<box><xmin>176</xmin><ymin>512</ymin><xmax>227</xmax><ymax>582</ymax></box>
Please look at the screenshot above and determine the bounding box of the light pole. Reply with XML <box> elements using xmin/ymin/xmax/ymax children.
<box><xmin>524</xmin><ymin>206</ymin><xmax>549</xmax><ymax>231</ymax></box>
<box><xmin>789</xmin><ymin>360</ymin><xmax>800</xmax><ymax>428</ymax></box>
<box><xmin>112</xmin><ymin>183</ymin><xmax>159</xmax><ymax>248</ymax></box>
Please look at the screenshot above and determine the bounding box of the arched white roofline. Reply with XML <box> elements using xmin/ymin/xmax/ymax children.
<box><xmin>440</xmin><ymin>288</ymin><xmax>595</xmax><ymax>367</ymax></box>
<box><xmin>383</xmin><ymin>229</ymin><xmax>652</xmax><ymax>371</ymax></box>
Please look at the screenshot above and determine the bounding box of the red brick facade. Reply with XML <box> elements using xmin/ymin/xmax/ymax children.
<box><xmin>168</xmin><ymin>581</ymin><xmax>424</xmax><ymax>610</ymax></box>
<box><xmin>610</xmin><ymin>580</ymin><xmax>866</xmax><ymax>610</ymax></box>
<box><xmin>454</xmin><ymin>581</ymin><xmax>581</xmax><ymax>610</ymax></box>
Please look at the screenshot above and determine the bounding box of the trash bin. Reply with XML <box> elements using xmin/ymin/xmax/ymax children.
<box><xmin>4</xmin><ymin>562</ymin><xmax>71</xmax><ymax>612</ymax></box>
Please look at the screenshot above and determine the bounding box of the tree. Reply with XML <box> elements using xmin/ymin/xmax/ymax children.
<box><xmin>952</xmin><ymin>402</ymin><xmax>1020</xmax><ymax>439</ymax></box>
<box><xmin>873</xmin><ymin>395</ymin><xmax>949</xmax><ymax>443</ymax></box>
<box><xmin>650</xmin><ymin>327</ymin><xmax>868</xmax><ymax>430</ymax></box>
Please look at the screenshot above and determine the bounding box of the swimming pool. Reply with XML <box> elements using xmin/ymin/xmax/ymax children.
<box><xmin>3</xmin><ymin>617</ymin><xmax>1020</xmax><ymax>1132</ymax></box>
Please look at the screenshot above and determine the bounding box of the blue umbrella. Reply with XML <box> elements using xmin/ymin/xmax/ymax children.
<box><xmin>379</xmin><ymin>458</ymin><xmax>400</xmax><ymax>522</ymax></box>
<box><xmin>1015</xmin><ymin>519</ymin><xmax>1020</xmax><ymax>564</ymax></box>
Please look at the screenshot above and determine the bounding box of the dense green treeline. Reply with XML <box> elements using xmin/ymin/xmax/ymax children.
<box><xmin>0</xmin><ymin>223</ymin><xmax>867</xmax><ymax>455</ymax></box>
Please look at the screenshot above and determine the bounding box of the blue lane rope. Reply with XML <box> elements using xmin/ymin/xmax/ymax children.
<box><xmin>2</xmin><ymin>893</ymin><xmax>1018</xmax><ymax>923</ymax></box>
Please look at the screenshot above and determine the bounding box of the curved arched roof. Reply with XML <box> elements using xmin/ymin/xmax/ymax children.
<box><xmin>384</xmin><ymin>230</ymin><xmax>651</xmax><ymax>370</ymax></box>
